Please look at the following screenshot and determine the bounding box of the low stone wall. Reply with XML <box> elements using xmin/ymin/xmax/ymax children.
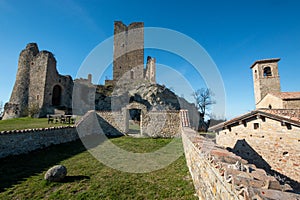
<box><xmin>142</xmin><ymin>111</ymin><xmax>181</xmax><ymax>137</ymax></box>
<box><xmin>95</xmin><ymin>110</ymin><xmax>182</xmax><ymax>138</ymax></box>
<box><xmin>76</xmin><ymin>110</ymin><xmax>124</xmax><ymax>137</ymax></box>
<box><xmin>97</xmin><ymin>111</ymin><xmax>125</xmax><ymax>133</ymax></box>
<box><xmin>182</xmin><ymin>128</ymin><xmax>300</xmax><ymax>199</ymax></box>
<box><xmin>0</xmin><ymin>126</ymin><xmax>78</xmax><ymax>159</ymax></box>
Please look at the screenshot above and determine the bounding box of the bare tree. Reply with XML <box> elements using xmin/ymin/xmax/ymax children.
<box><xmin>192</xmin><ymin>88</ymin><xmax>216</xmax><ymax>118</ymax></box>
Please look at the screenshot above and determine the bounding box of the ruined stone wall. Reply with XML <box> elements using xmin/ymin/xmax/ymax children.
<box><xmin>216</xmin><ymin>117</ymin><xmax>300</xmax><ymax>184</ymax></box>
<box><xmin>3</xmin><ymin>43</ymin><xmax>74</xmax><ymax>119</ymax></box>
<box><xmin>182</xmin><ymin>127</ymin><xmax>300</xmax><ymax>199</ymax></box>
<box><xmin>43</xmin><ymin>60</ymin><xmax>73</xmax><ymax>115</ymax></box>
<box><xmin>28</xmin><ymin>51</ymin><xmax>48</xmax><ymax>111</ymax></box>
<box><xmin>145</xmin><ymin>56</ymin><xmax>156</xmax><ymax>84</ymax></box>
<box><xmin>142</xmin><ymin>111</ymin><xmax>181</xmax><ymax>138</ymax></box>
<box><xmin>3</xmin><ymin>43</ymin><xmax>39</xmax><ymax>119</ymax></box>
<box><xmin>96</xmin><ymin>111</ymin><xmax>126</xmax><ymax>134</ymax></box>
<box><xmin>31</xmin><ymin>50</ymin><xmax>73</xmax><ymax>117</ymax></box>
<box><xmin>0</xmin><ymin>126</ymin><xmax>78</xmax><ymax>159</ymax></box>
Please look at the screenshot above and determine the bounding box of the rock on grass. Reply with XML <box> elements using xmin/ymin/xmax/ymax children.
<box><xmin>44</xmin><ymin>165</ymin><xmax>67</xmax><ymax>182</ymax></box>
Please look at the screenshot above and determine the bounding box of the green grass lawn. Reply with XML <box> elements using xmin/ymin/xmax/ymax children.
<box><xmin>0</xmin><ymin>117</ymin><xmax>72</xmax><ymax>132</ymax></box>
<box><xmin>0</xmin><ymin>137</ymin><xmax>197</xmax><ymax>199</ymax></box>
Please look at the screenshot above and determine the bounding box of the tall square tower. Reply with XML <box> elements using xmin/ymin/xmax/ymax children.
<box><xmin>113</xmin><ymin>21</ymin><xmax>144</xmax><ymax>82</ymax></box>
<box><xmin>251</xmin><ymin>58</ymin><xmax>281</xmax><ymax>106</ymax></box>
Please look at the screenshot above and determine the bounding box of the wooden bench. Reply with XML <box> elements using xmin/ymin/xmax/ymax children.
<box><xmin>47</xmin><ymin>115</ymin><xmax>54</xmax><ymax>124</ymax></box>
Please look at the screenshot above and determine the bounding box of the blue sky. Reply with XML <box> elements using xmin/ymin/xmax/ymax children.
<box><xmin>1</xmin><ymin>0</ymin><xmax>300</xmax><ymax>119</ymax></box>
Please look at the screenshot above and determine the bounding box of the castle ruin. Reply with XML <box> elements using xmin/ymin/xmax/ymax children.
<box><xmin>2</xmin><ymin>21</ymin><xmax>161</xmax><ymax>120</ymax></box>
<box><xmin>3</xmin><ymin>43</ymin><xmax>73</xmax><ymax>119</ymax></box>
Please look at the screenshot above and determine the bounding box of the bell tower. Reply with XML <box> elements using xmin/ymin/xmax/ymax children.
<box><xmin>250</xmin><ymin>58</ymin><xmax>281</xmax><ymax>106</ymax></box>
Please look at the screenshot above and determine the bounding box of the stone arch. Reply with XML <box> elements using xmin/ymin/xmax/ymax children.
<box><xmin>52</xmin><ymin>85</ymin><xmax>62</xmax><ymax>106</ymax></box>
<box><xmin>126</xmin><ymin>102</ymin><xmax>147</xmax><ymax>113</ymax></box>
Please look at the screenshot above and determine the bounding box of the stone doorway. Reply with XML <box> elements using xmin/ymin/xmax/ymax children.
<box><xmin>52</xmin><ymin>85</ymin><xmax>62</xmax><ymax>106</ymax></box>
<box><xmin>124</xmin><ymin>102</ymin><xmax>147</xmax><ymax>136</ymax></box>
<box><xmin>128</xmin><ymin>109</ymin><xmax>141</xmax><ymax>134</ymax></box>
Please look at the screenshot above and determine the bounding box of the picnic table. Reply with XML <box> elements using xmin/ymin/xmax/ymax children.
<box><xmin>47</xmin><ymin>114</ymin><xmax>76</xmax><ymax>124</ymax></box>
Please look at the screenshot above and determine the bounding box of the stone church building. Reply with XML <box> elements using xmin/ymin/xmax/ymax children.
<box><xmin>252</xmin><ymin>58</ymin><xmax>300</xmax><ymax>109</ymax></box>
<box><xmin>209</xmin><ymin>58</ymin><xmax>300</xmax><ymax>185</ymax></box>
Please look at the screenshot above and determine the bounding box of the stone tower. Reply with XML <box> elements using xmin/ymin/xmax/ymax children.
<box><xmin>251</xmin><ymin>58</ymin><xmax>281</xmax><ymax>106</ymax></box>
<box><xmin>8</xmin><ymin>43</ymin><xmax>39</xmax><ymax>117</ymax></box>
<box><xmin>113</xmin><ymin>21</ymin><xmax>144</xmax><ymax>82</ymax></box>
<box><xmin>3</xmin><ymin>43</ymin><xmax>73</xmax><ymax>119</ymax></box>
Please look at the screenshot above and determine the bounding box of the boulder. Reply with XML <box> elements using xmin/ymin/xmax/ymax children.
<box><xmin>44</xmin><ymin>165</ymin><xmax>67</xmax><ymax>182</ymax></box>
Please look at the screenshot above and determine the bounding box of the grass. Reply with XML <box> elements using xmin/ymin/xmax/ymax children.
<box><xmin>0</xmin><ymin>137</ymin><xmax>197</xmax><ymax>199</ymax></box>
<box><xmin>129</xmin><ymin>120</ymin><xmax>140</xmax><ymax>134</ymax></box>
<box><xmin>0</xmin><ymin>117</ymin><xmax>72</xmax><ymax>131</ymax></box>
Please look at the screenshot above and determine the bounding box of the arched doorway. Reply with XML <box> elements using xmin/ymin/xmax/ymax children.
<box><xmin>52</xmin><ymin>85</ymin><xmax>62</xmax><ymax>106</ymax></box>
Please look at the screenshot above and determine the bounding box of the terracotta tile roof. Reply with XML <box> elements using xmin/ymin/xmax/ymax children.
<box><xmin>250</xmin><ymin>58</ymin><xmax>280</xmax><ymax>68</ymax></box>
<box><xmin>270</xmin><ymin>92</ymin><xmax>300</xmax><ymax>100</ymax></box>
<box><xmin>209</xmin><ymin>109</ymin><xmax>300</xmax><ymax>131</ymax></box>
<box><xmin>262</xmin><ymin>109</ymin><xmax>300</xmax><ymax>123</ymax></box>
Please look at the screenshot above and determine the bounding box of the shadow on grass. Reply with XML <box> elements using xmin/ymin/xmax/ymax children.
<box><xmin>0</xmin><ymin>139</ymin><xmax>87</xmax><ymax>192</ymax></box>
<box><xmin>61</xmin><ymin>175</ymin><xmax>90</xmax><ymax>183</ymax></box>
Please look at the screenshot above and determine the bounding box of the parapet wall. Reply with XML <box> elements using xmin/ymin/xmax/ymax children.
<box><xmin>182</xmin><ymin>128</ymin><xmax>300</xmax><ymax>199</ymax></box>
<box><xmin>0</xmin><ymin>126</ymin><xmax>78</xmax><ymax>159</ymax></box>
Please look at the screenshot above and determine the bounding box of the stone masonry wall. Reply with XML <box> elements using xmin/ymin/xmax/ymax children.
<box><xmin>95</xmin><ymin>110</ymin><xmax>182</xmax><ymax>138</ymax></box>
<box><xmin>216</xmin><ymin>116</ymin><xmax>300</xmax><ymax>184</ymax></box>
<box><xmin>0</xmin><ymin>126</ymin><xmax>78</xmax><ymax>159</ymax></box>
<box><xmin>97</xmin><ymin>111</ymin><xmax>126</xmax><ymax>134</ymax></box>
<box><xmin>257</xmin><ymin>94</ymin><xmax>283</xmax><ymax>109</ymax></box>
<box><xmin>182</xmin><ymin>127</ymin><xmax>300</xmax><ymax>199</ymax></box>
<box><xmin>283</xmin><ymin>99</ymin><xmax>300</xmax><ymax>109</ymax></box>
<box><xmin>142</xmin><ymin>111</ymin><xmax>181</xmax><ymax>138</ymax></box>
